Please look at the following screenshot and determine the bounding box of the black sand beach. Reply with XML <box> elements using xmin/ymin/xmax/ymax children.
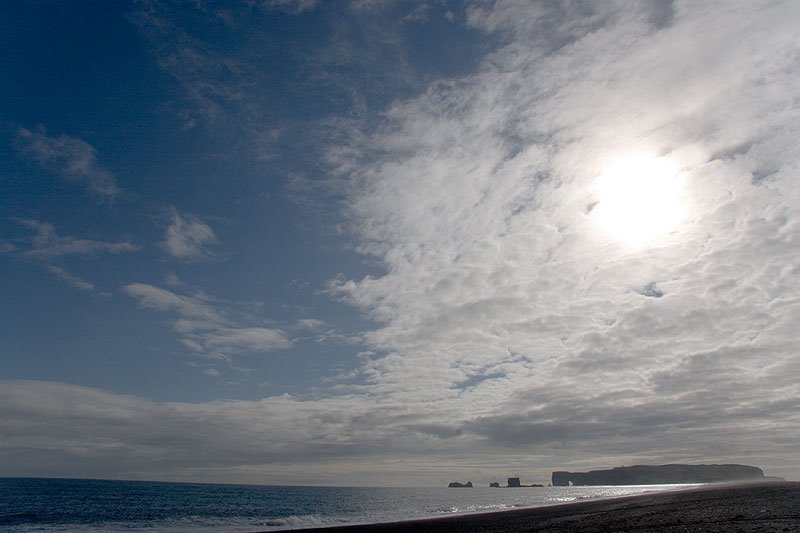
<box><xmin>286</xmin><ymin>482</ymin><xmax>800</xmax><ymax>532</ymax></box>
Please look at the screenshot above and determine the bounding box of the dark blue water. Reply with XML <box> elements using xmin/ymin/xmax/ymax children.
<box><xmin>0</xmin><ymin>477</ymin><xmax>691</xmax><ymax>531</ymax></box>
<box><xmin>2</xmin><ymin>478</ymin><xmax>343</xmax><ymax>531</ymax></box>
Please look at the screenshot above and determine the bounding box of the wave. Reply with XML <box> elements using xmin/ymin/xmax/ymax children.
<box><xmin>260</xmin><ymin>514</ymin><xmax>329</xmax><ymax>528</ymax></box>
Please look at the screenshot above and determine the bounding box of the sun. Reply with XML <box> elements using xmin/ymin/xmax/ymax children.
<box><xmin>591</xmin><ymin>154</ymin><xmax>685</xmax><ymax>245</ymax></box>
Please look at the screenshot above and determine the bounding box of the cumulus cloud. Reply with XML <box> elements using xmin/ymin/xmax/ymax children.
<box><xmin>15</xmin><ymin>128</ymin><xmax>120</xmax><ymax>201</ymax></box>
<box><xmin>161</xmin><ymin>209</ymin><xmax>218</xmax><ymax>260</ymax></box>
<box><xmin>123</xmin><ymin>283</ymin><xmax>292</xmax><ymax>360</ymax></box>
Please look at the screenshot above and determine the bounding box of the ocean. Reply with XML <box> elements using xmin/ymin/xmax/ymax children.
<box><xmin>0</xmin><ymin>477</ymin><xmax>695</xmax><ymax>532</ymax></box>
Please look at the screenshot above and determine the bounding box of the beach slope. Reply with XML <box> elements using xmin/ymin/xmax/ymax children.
<box><xmin>286</xmin><ymin>482</ymin><xmax>799</xmax><ymax>532</ymax></box>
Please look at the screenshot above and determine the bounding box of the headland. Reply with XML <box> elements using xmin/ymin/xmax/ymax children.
<box><xmin>552</xmin><ymin>463</ymin><xmax>781</xmax><ymax>486</ymax></box>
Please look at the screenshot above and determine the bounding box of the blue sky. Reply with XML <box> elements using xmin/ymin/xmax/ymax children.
<box><xmin>2</xmin><ymin>0</ymin><xmax>392</xmax><ymax>401</ymax></box>
<box><xmin>2</xmin><ymin>0</ymin><xmax>800</xmax><ymax>486</ymax></box>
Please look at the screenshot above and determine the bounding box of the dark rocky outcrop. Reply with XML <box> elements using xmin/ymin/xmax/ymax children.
<box><xmin>489</xmin><ymin>482</ymin><xmax>500</xmax><ymax>488</ymax></box>
<box><xmin>448</xmin><ymin>481</ymin><xmax>473</xmax><ymax>488</ymax></box>
<box><xmin>552</xmin><ymin>464</ymin><xmax>776</xmax><ymax>486</ymax></box>
<box><xmin>506</xmin><ymin>477</ymin><xmax>542</xmax><ymax>487</ymax></box>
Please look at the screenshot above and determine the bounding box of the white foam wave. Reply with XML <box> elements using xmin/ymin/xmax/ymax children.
<box><xmin>260</xmin><ymin>514</ymin><xmax>328</xmax><ymax>528</ymax></box>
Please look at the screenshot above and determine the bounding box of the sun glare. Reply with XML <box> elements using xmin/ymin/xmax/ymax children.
<box><xmin>592</xmin><ymin>155</ymin><xmax>685</xmax><ymax>245</ymax></box>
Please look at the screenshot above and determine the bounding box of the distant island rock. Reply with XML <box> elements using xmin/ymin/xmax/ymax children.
<box><xmin>489</xmin><ymin>482</ymin><xmax>500</xmax><ymax>488</ymax></box>
<box><xmin>448</xmin><ymin>481</ymin><xmax>473</xmax><ymax>488</ymax></box>
<box><xmin>552</xmin><ymin>464</ymin><xmax>783</xmax><ymax>486</ymax></box>
<box><xmin>507</xmin><ymin>477</ymin><xmax>543</xmax><ymax>488</ymax></box>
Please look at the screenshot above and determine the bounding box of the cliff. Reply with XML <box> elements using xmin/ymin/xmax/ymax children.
<box><xmin>552</xmin><ymin>464</ymin><xmax>774</xmax><ymax>486</ymax></box>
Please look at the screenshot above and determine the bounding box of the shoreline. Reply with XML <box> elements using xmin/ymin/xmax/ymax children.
<box><xmin>281</xmin><ymin>481</ymin><xmax>799</xmax><ymax>532</ymax></box>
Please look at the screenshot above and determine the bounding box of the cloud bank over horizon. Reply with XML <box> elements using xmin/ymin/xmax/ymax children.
<box><xmin>2</xmin><ymin>0</ymin><xmax>799</xmax><ymax>485</ymax></box>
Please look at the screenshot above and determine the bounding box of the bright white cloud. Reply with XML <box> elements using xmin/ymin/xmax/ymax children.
<box><xmin>591</xmin><ymin>154</ymin><xmax>686</xmax><ymax>246</ymax></box>
<box><xmin>161</xmin><ymin>209</ymin><xmax>218</xmax><ymax>260</ymax></box>
<box><xmin>324</xmin><ymin>0</ymin><xmax>800</xmax><ymax>468</ymax></box>
<box><xmin>15</xmin><ymin>128</ymin><xmax>121</xmax><ymax>201</ymax></box>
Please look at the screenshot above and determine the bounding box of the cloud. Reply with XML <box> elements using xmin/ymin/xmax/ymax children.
<box><xmin>260</xmin><ymin>0</ymin><xmax>318</xmax><ymax>14</ymax></box>
<box><xmin>295</xmin><ymin>318</ymin><xmax>328</xmax><ymax>332</ymax></box>
<box><xmin>321</xmin><ymin>0</ymin><xmax>800</xmax><ymax>470</ymax></box>
<box><xmin>161</xmin><ymin>209</ymin><xmax>218</xmax><ymax>260</ymax></box>
<box><xmin>4</xmin><ymin>1</ymin><xmax>799</xmax><ymax>485</ymax></box>
<box><xmin>1</xmin><ymin>219</ymin><xmax>136</xmax><ymax>292</ymax></box>
<box><xmin>203</xmin><ymin>327</ymin><xmax>293</xmax><ymax>353</ymax></box>
<box><xmin>123</xmin><ymin>283</ymin><xmax>291</xmax><ymax>360</ymax></box>
<box><xmin>122</xmin><ymin>283</ymin><xmax>221</xmax><ymax>322</ymax></box>
<box><xmin>45</xmin><ymin>266</ymin><xmax>95</xmax><ymax>292</ymax></box>
<box><xmin>0</xmin><ymin>380</ymin><xmax>388</xmax><ymax>484</ymax></box>
<box><xmin>0</xmin><ymin>240</ymin><xmax>16</xmax><ymax>253</ymax></box>
<box><xmin>9</xmin><ymin>218</ymin><xmax>138</xmax><ymax>259</ymax></box>
<box><xmin>15</xmin><ymin>128</ymin><xmax>120</xmax><ymax>201</ymax></box>
<box><xmin>131</xmin><ymin>3</ymin><xmax>273</xmax><ymax>141</ymax></box>
<box><xmin>130</xmin><ymin>0</ymin><xmax>443</xmax><ymax>171</ymax></box>
<box><xmin>0</xmin><ymin>379</ymin><xmax>796</xmax><ymax>484</ymax></box>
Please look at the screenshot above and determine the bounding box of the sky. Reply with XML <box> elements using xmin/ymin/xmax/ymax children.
<box><xmin>1</xmin><ymin>0</ymin><xmax>799</xmax><ymax>486</ymax></box>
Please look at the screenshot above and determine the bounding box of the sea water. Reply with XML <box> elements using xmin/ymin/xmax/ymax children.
<box><xmin>0</xmin><ymin>477</ymin><xmax>695</xmax><ymax>532</ymax></box>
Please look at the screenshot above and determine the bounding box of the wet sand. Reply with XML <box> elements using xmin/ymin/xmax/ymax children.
<box><xmin>286</xmin><ymin>482</ymin><xmax>800</xmax><ymax>532</ymax></box>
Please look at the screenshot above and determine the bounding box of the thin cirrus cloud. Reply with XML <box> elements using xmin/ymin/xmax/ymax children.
<box><xmin>262</xmin><ymin>0</ymin><xmax>318</xmax><ymax>14</ymax></box>
<box><xmin>0</xmin><ymin>217</ymin><xmax>139</xmax><ymax>295</ymax></box>
<box><xmin>161</xmin><ymin>209</ymin><xmax>218</xmax><ymax>260</ymax></box>
<box><xmin>10</xmin><ymin>218</ymin><xmax>138</xmax><ymax>259</ymax></box>
<box><xmin>122</xmin><ymin>283</ymin><xmax>292</xmax><ymax>361</ymax></box>
<box><xmin>2</xmin><ymin>218</ymin><xmax>137</xmax><ymax>292</ymax></box>
<box><xmin>15</xmin><ymin>128</ymin><xmax>121</xmax><ymax>202</ymax></box>
<box><xmin>45</xmin><ymin>266</ymin><xmax>95</xmax><ymax>292</ymax></box>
